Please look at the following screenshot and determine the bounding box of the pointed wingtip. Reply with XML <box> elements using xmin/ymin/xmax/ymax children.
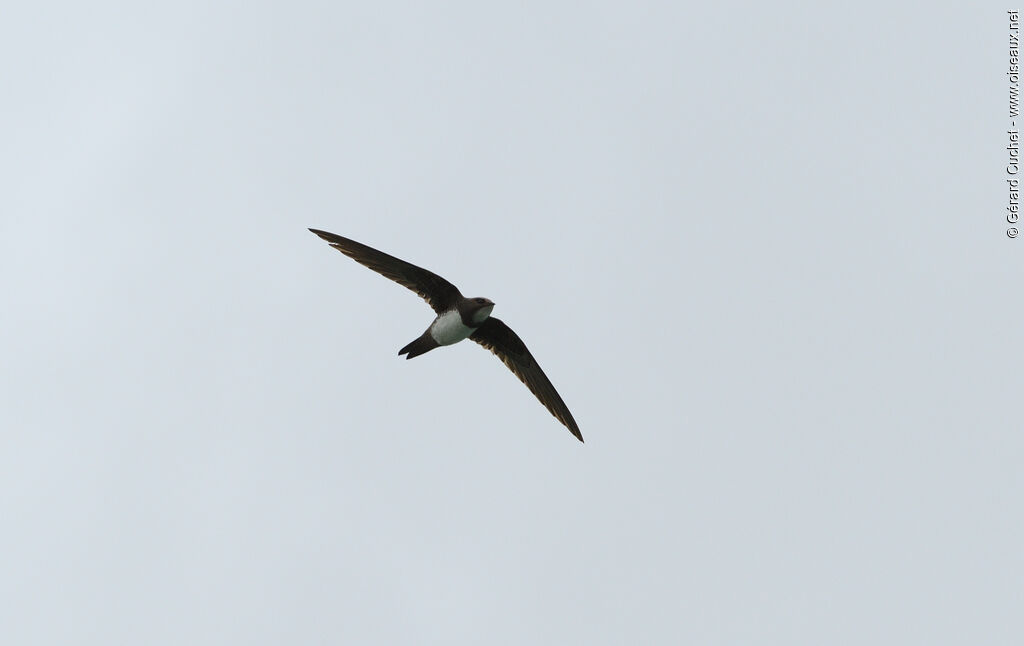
<box><xmin>566</xmin><ymin>420</ymin><xmax>584</xmax><ymax>443</ymax></box>
<box><xmin>566</xmin><ymin>423</ymin><xmax>584</xmax><ymax>443</ymax></box>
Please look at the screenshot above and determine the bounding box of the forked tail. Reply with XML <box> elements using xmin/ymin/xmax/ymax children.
<box><xmin>398</xmin><ymin>332</ymin><xmax>439</xmax><ymax>360</ymax></box>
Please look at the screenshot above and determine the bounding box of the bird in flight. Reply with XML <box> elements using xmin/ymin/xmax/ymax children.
<box><xmin>309</xmin><ymin>228</ymin><xmax>583</xmax><ymax>442</ymax></box>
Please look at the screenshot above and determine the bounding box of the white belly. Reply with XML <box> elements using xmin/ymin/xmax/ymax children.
<box><xmin>430</xmin><ymin>310</ymin><xmax>475</xmax><ymax>345</ymax></box>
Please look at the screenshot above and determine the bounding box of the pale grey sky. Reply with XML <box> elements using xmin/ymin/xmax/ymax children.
<box><xmin>1</xmin><ymin>2</ymin><xmax>1020</xmax><ymax>644</ymax></box>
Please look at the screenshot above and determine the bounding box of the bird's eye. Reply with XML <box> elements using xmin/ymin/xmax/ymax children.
<box><xmin>476</xmin><ymin>298</ymin><xmax>484</xmax><ymax>304</ymax></box>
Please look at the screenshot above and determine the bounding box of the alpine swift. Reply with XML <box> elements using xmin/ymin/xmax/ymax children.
<box><xmin>309</xmin><ymin>228</ymin><xmax>583</xmax><ymax>442</ymax></box>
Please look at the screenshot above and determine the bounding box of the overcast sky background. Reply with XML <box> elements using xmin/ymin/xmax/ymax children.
<box><xmin>1</xmin><ymin>2</ymin><xmax>1020</xmax><ymax>644</ymax></box>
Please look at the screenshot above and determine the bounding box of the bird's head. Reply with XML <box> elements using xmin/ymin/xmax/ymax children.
<box><xmin>469</xmin><ymin>297</ymin><xmax>495</xmax><ymax>324</ymax></box>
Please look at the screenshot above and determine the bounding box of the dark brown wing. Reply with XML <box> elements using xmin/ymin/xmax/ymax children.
<box><xmin>309</xmin><ymin>229</ymin><xmax>462</xmax><ymax>314</ymax></box>
<box><xmin>471</xmin><ymin>317</ymin><xmax>583</xmax><ymax>442</ymax></box>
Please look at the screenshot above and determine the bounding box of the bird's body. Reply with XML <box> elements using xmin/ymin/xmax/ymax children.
<box><xmin>309</xmin><ymin>228</ymin><xmax>583</xmax><ymax>442</ymax></box>
<box><xmin>398</xmin><ymin>304</ymin><xmax>490</xmax><ymax>359</ymax></box>
<box><xmin>429</xmin><ymin>307</ymin><xmax>489</xmax><ymax>346</ymax></box>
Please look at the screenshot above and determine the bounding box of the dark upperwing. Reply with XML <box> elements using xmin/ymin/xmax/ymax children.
<box><xmin>309</xmin><ymin>228</ymin><xmax>463</xmax><ymax>314</ymax></box>
<box><xmin>471</xmin><ymin>317</ymin><xmax>583</xmax><ymax>442</ymax></box>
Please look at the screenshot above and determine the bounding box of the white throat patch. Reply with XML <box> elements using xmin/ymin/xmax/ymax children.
<box><xmin>430</xmin><ymin>310</ymin><xmax>475</xmax><ymax>346</ymax></box>
<box><xmin>472</xmin><ymin>304</ymin><xmax>494</xmax><ymax>324</ymax></box>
